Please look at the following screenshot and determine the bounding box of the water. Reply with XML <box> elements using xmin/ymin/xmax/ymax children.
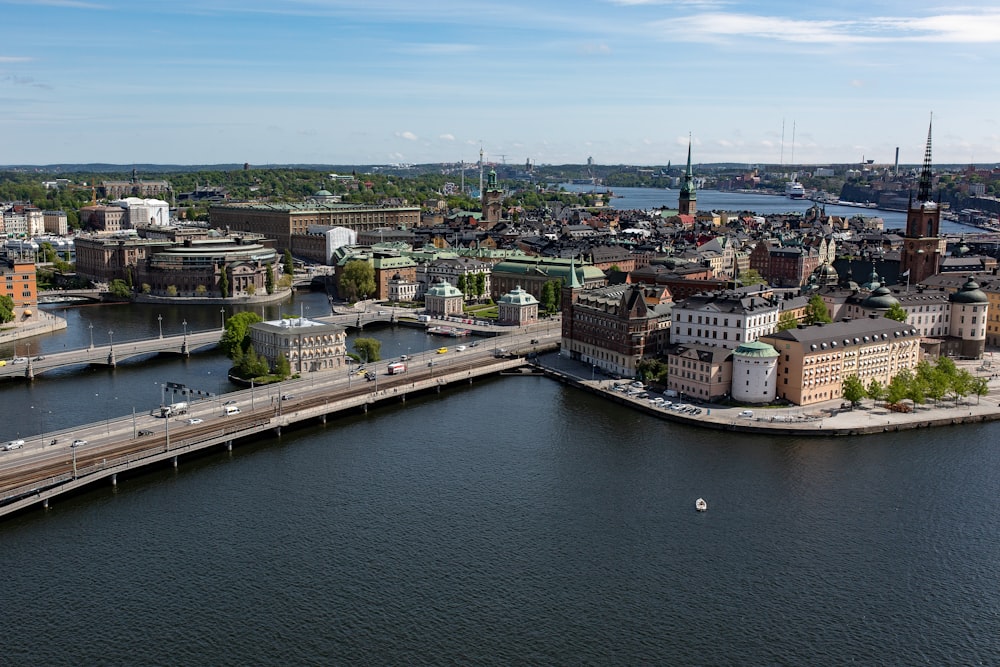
<box><xmin>2</xmin><ymin>374</ymin><xmax>999</xmax><ymax>664</ymax></box>
<box><xmin>564</xmin><ymin>184</ymin><xmax>978</xmax><ymax>236</ymax></box>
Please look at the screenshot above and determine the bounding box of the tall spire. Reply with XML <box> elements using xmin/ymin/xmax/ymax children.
<box><xmin>678</xmin><ymin>133</ymin><xmax>697</xmax><ymax>216</ymax></box>
<box><xmin>917</xmin><ymin>113</ymin><xmax>933</xmax><ymax>202</ymax></box>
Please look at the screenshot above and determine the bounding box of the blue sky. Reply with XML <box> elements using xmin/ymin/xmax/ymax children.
<box><xmin>2</xmin><ymin>0</ymin><xmax>999</xmax><ymax>167</ymax></box>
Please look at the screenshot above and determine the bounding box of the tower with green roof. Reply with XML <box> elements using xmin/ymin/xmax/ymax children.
<box><xmin>678</xmin><ymin>135</ymin><xmax>697</xmax><ymax>217</ymax></box>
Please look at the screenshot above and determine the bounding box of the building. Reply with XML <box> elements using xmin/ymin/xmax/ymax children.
<box><xmin>79</xmin><ymin>205</ymin><xmax>127</xmax><ymax>232</ymax></box>
<box><xmin>497</xmin><ymin>285</ymin><xmax>539</xmax><ymax>326</ymax></box>
<box><xmin>420</xmin><ymin>257</ymin><xmax>492</xmax><ymax>299</ymax></box>
<box><xmin>561</xmin><ymin>280</ymin><xmax>671</xmax><ymax>378</ymax></box>
<box><xmin>42</xmin><ymin>211</ymin><xmax>68</xmax><ymax>236</ymax></box>
<box><xmin>665</xmin><ymin>343</ymin><xmax>732</xmax><ymax>403</ymax></box>
<box><xmin>482</xmin><ymin>169</ymin><xmax>503</xmax><ymax>227</ymax></box>
<box><xmin>1</xmin><ymin>259</ymin><xmax>37</xmax><ymax>307</ymax></box>
<box><xmin>678</xmin><ymin>138</ymin><xmax>697</xmax><ymax>217</ymax></box>
<box><xmin>759</xmin><ymin>316</ymin><xmax>921</xmax><ymax>406</ymax></box>
<box><xmin>101</xmin><ymin>172</ymin><xmax>170</xmax><ymax>199</ymax></box>
<box><xmin>899</xmin><ymin>120</ymin><xmax>946</xmax><ymax>284</ymax></box>
<box><xmin>730</xmin><ymin>341</ymin><xmax>780</xmax><ymax>404</ymax></box>
<box><xmin>249</xmin><ymin>317</ymin><xmax>347</xmax><ymax>374</ymax></box>
<box><xmin>670</xmin><ymin>286</ymin><xmax>780</xmax><ymax>349</ymax></box>
<box><xmin>113</xmin><ymin>197</ymin><xmax>170</xmax><ymax>228</ymax></box>
<box><xmin>424</xmin><ymin>279</ymin><xmax>464</xmax><ymax>317</ymax></box>
<box><xmin>491</xmin><ymin>255</ymin><xmax>606</xmax><ymax>301</ymax></box>
<box><xmin>387</xmin><ymin>273</ymin><xmax>420</xmax><ymax>303</ymax></box>
<box><xmin>209</xmin><ymin>202</ymin><xmax>420</xmax><ymax>254</ymax></box>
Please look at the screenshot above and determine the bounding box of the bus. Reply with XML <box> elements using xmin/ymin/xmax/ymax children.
<box><xmin>387</xmin><ymin>362</ymin><xmax>407</xmax><ymax>375</ymax></box>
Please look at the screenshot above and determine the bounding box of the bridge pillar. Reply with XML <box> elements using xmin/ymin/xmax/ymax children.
<box><xmin>362</xmin><ymin>403</ymin><xmax>368</xmax><ymax>413</ymax></box>
<box><xmin>319</xmin><ymin>414</ymin><xmax>327</xmax><ymax>424</ymax></box>
<box><xmin>111</xmin><ymin>473</ymin><xmax>117</xmax><ymax>487</ymax></box>
<box><xmin>172</xmin><ymin>455</ymin><xmax>178</xmax><ymax>469</ymax></box>
<box><xmin>274</xmin><ymin>426</ymin><xmax>282</xmax><ymax>436</ymax></box>
<box><xmin>181</xmin><ymin>343</ymin><xmax>189</xmax><ymax>356</ymax></box>
<box><xmin>43</xmin><ymin>498</ymin><xmax>49</xmax><ymax>510</ymax></box>
<box><xmin>107</xmin><ymin>352</ymin><xmax>116</xmax><ymax>367</ymax></box>
<box><xmin>226</xmin><ymin>440</ymin><xmax>232</xmax><ymax>451</ymax></box>
<box><xmin>25</xmin><ymin>363</ymin><xmax>34</xmax><ymax>380</ymax></box>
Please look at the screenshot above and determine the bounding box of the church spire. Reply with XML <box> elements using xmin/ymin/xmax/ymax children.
<box><xmin>678</xmin><ymin>133</ymin><xmax>697</xmax><ymax>216</ymax></box>
<box><xmin>917</xmin><ymin>113</ymin><xmax>933</xmax><ymax>203</ymax></box>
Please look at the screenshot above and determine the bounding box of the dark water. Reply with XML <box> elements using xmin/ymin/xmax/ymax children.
<box><xmin>2</xmin><ymin>372</ymin><xmax>999</xmax><ymax>665</ymax></box>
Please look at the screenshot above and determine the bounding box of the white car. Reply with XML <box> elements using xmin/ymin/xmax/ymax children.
<box><xmin>3</xmin><ymin>439</ymin><xmax>25</xmax><ymax>451</ymax></box>
<box><xmin>71</xmin><ymin>439</ymin><xmax>87</xmax><ymax>447</ymax></box>
<box><xmin>187</xmin><ymin>418</ymin><xmax>204</xmax><ymax>425</ymax></box>
<box><xmin>456</xmin><ymin>345</ymin><xmax>467</xmax><ymax>351</ymax></box>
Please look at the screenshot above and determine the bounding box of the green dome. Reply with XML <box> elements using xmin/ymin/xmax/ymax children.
<box><xmin>950</xmin><ymin>277</ymin><xmax>988</xmax><ymax>304</ymax></box>
<box><xmin>734</xmin><ymin>341</ymin><xmax>779</xmax><ymax>358</ymax></box>
<box><xmin>861</xmin><ymin>285</ymin><xmax>900</xmax><ymax>310</ymax></box>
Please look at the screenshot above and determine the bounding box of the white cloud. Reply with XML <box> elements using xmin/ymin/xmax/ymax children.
<box><xmin>0</xmin><ymin>56</ymin><xmax>33</xmax><ymax>63</ymax></box>
<box><xmin>439</xmin><ymin>133</ymin><xmax>455</xmax><ymax>141</ymax></box>
<box><xmin>396</xmin><ymin>131</ymin><xmax>418</xmax><ymax>141</ymax></box>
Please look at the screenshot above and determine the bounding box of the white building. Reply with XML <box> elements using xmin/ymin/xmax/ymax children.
<box><xmin>113</xmin><ymin>197</ymin><xmax>170</xmax><ymax>227</ymax></box>
<box><xmin>249</xmin><ymin>317</ymin><xmax>347</xmax><ymax>374</ymax></box>
<box><xmin>671</xmin><ymin>286</ymin><xmax>781</xmax><ymax>349</ymax></box>
<box><xmin>731</xmin><ymin>341</ymin><xmax>780</xmax><ymax>404</ymax></box>
<box><xmin>306</xmin><ymin>225</ymin><xmax>357</xmax><ymax>264</ymax></box>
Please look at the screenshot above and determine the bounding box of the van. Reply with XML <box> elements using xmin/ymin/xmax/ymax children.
<box><xmin>3</xmin><ymin>439</ymin><xmax>25</xmax><ymax>451</ymax></box>
<box><xmin>224</xmin><ymin>405</ymin><xmax>241</xmax><ymax>416</ymax></box>
<box><xmin>738</xmin><ymin>410</ymin><xmax>754</xmax><ymax>418</ymax></box>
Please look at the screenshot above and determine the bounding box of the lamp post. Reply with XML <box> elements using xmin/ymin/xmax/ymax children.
<box><xmin>157</xmin><ymin>314</ymin><xmax>163</xmax><ymax>339</ymax></box>
<box><xmin>182</xmin><ymin>319</ymin><xmax>188</xmax><ymax>341</ymax></box>
<box><xmin>108</xmin><ymin>330</ymin><xmax>114</xmax><ymax>352</ymax></box>
<box><xmin>88</xmin><ymin>323</ymin><xmax>94</xmax><ymax>349</ymax></box>
<box><xmin>220</xmin><ymin>308</ymin><xmax>226</xmax><ymax>332</ymax></box>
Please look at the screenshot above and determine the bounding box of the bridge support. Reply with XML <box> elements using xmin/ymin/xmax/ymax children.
<box><xmin>111</xmin><ymin>473</ymin><xmax>117</xmax><ymax>487</ymax></box>
<box><xmin>225</xmin><ymin>440</ymin><xmax>232</xmax><ymax>451</ymax></box>
<box><xmin>181</xmin><ymin>343</ymin><xmax>189</xmax><ymax>356</ymax></box>
<box><xmin>43</xmin><ymin>498</ymin><xmax>49</xmax><ymax>510</ymax></box>
<box><xmin>172</xmin><ymin>455</ymin><xmax>178</xmax><ymax>469</ymax></box>
<box><xmin>25</xmin><ymin>363</ymin><xmax>34</xmax><ymax>380</ymax></box>
<box><xmin>273</xmin><ymin>425</ymin><xmax>282</xmax><ymax>436</ymax></box>
<box><xmin>319</xmin><ymin>414</ymin><xmax>327</xmax><ymax>424</ymax></box>
<box><xmin>107</xmin><ymin>352</ymin><xmax>117</xmax><ymax>367</ymax></box>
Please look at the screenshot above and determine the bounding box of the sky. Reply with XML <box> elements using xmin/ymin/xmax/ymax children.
<box><xmin>2</xmin><ymin>0</ymin><xmax>1000</xmax><ymax>168</ymax></box>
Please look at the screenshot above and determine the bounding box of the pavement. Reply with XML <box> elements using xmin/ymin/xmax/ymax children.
<box><xmin>0</xmin><ymin>308</ymin><xmax>67</xmax><ymax>350</ymax></box>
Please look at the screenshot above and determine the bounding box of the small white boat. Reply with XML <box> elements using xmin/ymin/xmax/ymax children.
<box><xmin>695</xmin><ymin>498</ymin><xmax>708</xmax><ymax>512</ymax></box>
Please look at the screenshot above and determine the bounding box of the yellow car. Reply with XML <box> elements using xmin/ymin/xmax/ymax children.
<box><xmin>437</xmin><ymin>347</ymin><xmax>448</xmax><ymax>354</ymax></box>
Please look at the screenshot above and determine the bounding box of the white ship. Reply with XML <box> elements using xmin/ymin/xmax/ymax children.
<box><xmin>785</xmin><ymin>181</ymin><xmax>806</xmax><ymax>199</ymax></box>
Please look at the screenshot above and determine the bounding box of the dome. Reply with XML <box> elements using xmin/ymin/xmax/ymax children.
<box><xmin>861</xmin><ymin>285</ymin><xmax>900</xmax><ymax>310</ymax></box>
<box><xmin>861</xmin><ymin>266</ymin><xmax>881</xmax><ymax>291</ymax></box>
<box><xmin>425</xmin><ymin>280</ymin><xmax>462</xmax><ymax>298</ymax></box>
<box><xmin>811</xmin><ymin>261</ymin><xmax>839</xmax><ymax>286</ymax></box>
<box><xmin>314</xmin><ymin>189</ymin><xmax>333</xmax><ymax>196</ymax></box>
<box><xmin>950</xmin><ymin>276</ymin><xmax>988</xmax><ymax>304</ymax></box>
<box><xmin>734</xmin><ymin>341</ymin><xmax>779</xmax><ymax>358</ymax></box>
<box><xmin>498</xmin><ymin>285</ymin><xmax>539</xmax><ymax>306</ymax></box>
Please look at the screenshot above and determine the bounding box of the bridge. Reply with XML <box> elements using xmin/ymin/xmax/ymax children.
<box><xmin>0</xmin><ymin>336</ymin><xmax>555</xmax><ymax>519</ymax></box>
<box><xmin>0</xmin><ymin>328</ymin><xmax>223</xmax><ymax>380</ymax></box>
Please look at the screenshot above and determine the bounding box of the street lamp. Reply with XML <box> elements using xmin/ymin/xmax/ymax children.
<box><xmin>88</xmin><ymin>323</ymin><xmax>94</xmax><ymax>349</ymax></box>
<box><xmin>220</xmin><ymin>308</ymin><xmax>226</xmax><ymax>331</ymax></box>
<box><xmin>157</xmin><ymin>314</ymin><xmax>163</xmax><ymax>339</ymax></box>
<box><xmin>108</xmin><ymin>330</ymin><xmax>114</xmax><ymax>351</ymax></box>
<box><xmin>182</xmin><ymin>319</ymin><xmax>188</xmax><ymax>340</ymax></box>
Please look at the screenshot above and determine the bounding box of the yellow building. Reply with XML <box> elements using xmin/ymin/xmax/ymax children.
<box><xmin>760</xmin><ymin>316</ymin><xmax>921</xmax><ymax>406</ymax></box>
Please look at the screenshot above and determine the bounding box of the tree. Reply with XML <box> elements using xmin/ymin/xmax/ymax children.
<box><xmin>885</xmin><ymin>303</ymin><xmax>908</xmax><ymax>322</ymax></box>
<box><xmin>916</xmin><ymin>360</ymin><xmax>948</xmax><ymax>403</ymax></box>
<box><xmin>40</xmin><ymin>242</ymin><xmax>56</xmax><ymax>263</ymax></box>
<box><xmin>866</xmin><ymin>378</ymin><xmax>884</xmax><ymax>405</ymax></box>
<box><xmin>842</xmin><ymin>375</ymin><xmax>866</xmax><ymax>407</ymax></box>
<box><xmin>886</xmin><ymin>373</ymin><xmax>910</xmax><ymax>405</ymax></box>
<box><xmin>456</xmin><ymin>274</ymin><xmax>468</xmax><ymax>298</ymax></box>
<box><xmin>247</xmin><ymin>284</ymin><xmax>256</xmax><ymax>296</ymax></box>
<box><xmin>283</xmin><ymin>248</ymin><xmax>295</xmax><ymax>276</ymax></box>
<box><xmin>220</xmin><ymin>311</ymin><xmax>263</xmax><ymax>359</ymax></box>
<box><xmin>353</xmin><ymin>337</ymin><xmax>381</xmax><ymax>363</ymax></box>
<box><xmin>219</xmin><ymin>264</ymin><xmax>229</xmax><ymax>298</ymax></box>
<box><xmin>474</xmin><ymin>273</ymin><xmax>486</xmax><ymax>300</ymax></box>
<box><xmin>949</xmin><ymin>369</ymin><xmax>975</xmax><ymax>405</ymax></box>
<box><xmin>275</xmin><ymin>352</ymin><xmax>292</xmax><ymax>378</ymax></box>
<box><xmin>776</xmin><ymin>310</ymin><xmax>798</xmax><ymax>331</ymax></box>
<box><xmin>804</xmin><ymin>294</ymin><xmax>832</xmax><ymax>325</ymax></box>
<box><xmin>236</xmin><ymin>345</ymin><xmax>269</xmax><ymax>379</ymax></box>
<box><xmin>339</xmin><ymin>260</ymin><xmax>375</xmax><ymax>302</ymax></box>
<box><xmin>738</xmin><ymin>268</ymin><xmax>766</xmax><ymax>287</ymax></box>
<box><xmin>108</xmin><ymin>279</ymin><xmax>131</xmax><ymax>298</ymax></box>
<box><xmin>0</xmin><ymin>294</ymin><xmax>14</xmax><ymax>323</ymax></box>
<box><xmin>266</xmin><ymin>263</ymin><xmax>275</xmax><ymax>294</ymax></box>
<box><xmin>166</xmin><ymin>285</ymin><xmax>178</xmax><ymax>297</ymax></box>
<box><xmin>195</xmin><ymin>285</ymin><xmax>207</xmax><ymax>296</ymax></box>
<box><xmin>971</xmin><ymin>376</ymin><xmax>990</xmax><ymax>404</ymax></box>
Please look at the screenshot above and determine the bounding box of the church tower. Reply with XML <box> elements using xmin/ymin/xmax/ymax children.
<box><xmin>678</xmin><ymin>136</ymin><xmax>697</xmax><ymax>216</ymax></box>
<box><xmin>900</xmin><ymin>116</ymin><xmax>945</xmax><ymax>284</ymax></box>
<box><xmin>482</xmin><ymin>168</ymin><xmax>503</xmax><ymax>228</ymax></box>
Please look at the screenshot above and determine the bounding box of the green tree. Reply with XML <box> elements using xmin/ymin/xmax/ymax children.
<box><xmin>886</xmin><ymin>372</ymin><xmax>910</xmax><ymax>405</ymax></box>
<box><xmin>916</xmin><ymin>360</ymin><xmax>949</xmax><ymax>403</ymax></box>
<box><xmin>236</xmin><ymin>345</ymin><xmax>269</xmax><ymax>379</ymax></box>
<box><xmin>275</xmin><ymin>352</ymin><xmax>292</xmax><ymax>378</ymax></box>
<box><xmin>885</xmin><ymin>303</ymin><xmax>908</xmax><ymax>322</ymax></box>
<box><xmin>108</xmin><ymin>279</ymin><xmax>131</xmax><ymax>298</ymax></box>
<box><xmin>474</xmin><ymin>273</ymin><xmax>486</xmax><ymax>299</ymax></box>
<box><xmin>776</xmin><ymin>310</ymin><xmax>798</xmax><ymax>331</ymax></box>
<box><xmin>456</xmin><ymin>274</ymin><xmax>468</xmax><ymax>298</ymax></box>
<box><xmin>219</xmin><ymin>264</ymin><xmax>229</xmax><ymax>298</ymax></box>
<box><xmin>283</xmin><ymin>248</ymin><xmax>295</xmax><ymax>275</ymax></box>
<box><xmin>195</xmin><ymin>285</ymin><xmax>207</xmax><ymax>296</ymax></box>
<box><xmin>866</xmin><ymin>378</ymin><xmax>885</xmax><ymax>406</ymax></box>
<box><xmin>166</xmin><ymin>285</ymin><xmax>178</xmax><ymax>297</ymax></box>
<box><xmin>339</xmin><ymin>260</ymin><xmax>376</xmax><ymax>302</ymax></box>
<box><xmin>971</xmin><ymin>376</ymin><xmax>990</xmax><ymax>404</ymax></box>
<box><xmin>220</xmin><ymin>311</ymin><xmax>263</xmax><ymax>359</ymax></box>
<box><xmin>949</xmin><ymin>368</ymin><xmax>975</xmax><ymax>405</ymax></box>
<box><xmin>141</xmin><ymin>283</ymin><xmax>151</xmax><ymax>295</ymax></box>
<box><xmin>804</xmin><ymin>294</ymin><xmax>832</xmax><ymax>325</ymax></box>
<box><xmin>0</xmin><ymin>294</ymin><xmax>14</xmax><ymax>323</ymax></box>
<box><xmin>353</xmin><ymin>337</ymin><xmax>382</xmax><ymax>363</ymax></box>
<box><xmin>737</xmin><ymin>268</ymin><xmax>766</xmax><ymax>287</ymax></box>
<box><xmin>247</xmin><ymin>284</ymin><xmax>256</xmax><ymax>296</ymax></box>
<box><xmin>266</xmin><ymin>263</ymin><xmax>275</xmax><ymax>294</ymax></box>
<box><xmin>40</xmin><ymin>242</ymin><xmax>56</xmax><ymax>263</ymax></box>
<box><xmin>842</xmin><ymin>374</ymin><xmax>866</xmax><ymax>407</ymax></box>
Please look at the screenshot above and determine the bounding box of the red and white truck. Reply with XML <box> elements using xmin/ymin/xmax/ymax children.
<box><xmin>387</xmin><ymin>362</ymin><xmax>407</xmax><ymax>375</ymax></box>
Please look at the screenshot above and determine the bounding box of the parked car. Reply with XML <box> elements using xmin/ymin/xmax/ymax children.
<box><xmin>3</xmin><ymin>439</ymin><xmax>25</xmax><ymax>451</ymax></box>
<box><xmin>437</xmin><ymin>347</ymin><xmax>448</xmax><ymax>354</ymax></box>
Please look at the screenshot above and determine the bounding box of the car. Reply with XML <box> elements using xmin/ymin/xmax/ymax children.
<box><xmin>530</xmin><ymin>339</ymin><xmax>539</xmax><ymax>344</ymax></box>
<box><xmin>281</xmin><ymin>394</ymin><xmax>295</xmax><ymax>400</ymax></box>
<box><xmin>365</xmin><ymin>372</ymin><xmax>375</xmax><ymax>381</ymax></box>
<box><xmin>400</xmin><ymin>354</ymin><xmax>408</xmax><ymax>361</ymax></box>
<box><xmin>33</xmin><ymin>355</ymin><xmax>45</xmax><ymax>361</ymax></box>
<box><xmin>223</xmin><ymin>400</ymin><xmax>237</xmax><ymax>405</ymax></box>
<box><xmin>427</xmin><ymin>360</ymin><xmax>436</xmax><ymax>367</ymax></box>
<box><xmin>437</xmin><ymin>347</ymin><xmax>448</xmax><ymax>354</ymax></box>
<box><xmin>738</xmin><ymin>410</ymin><xmax>754</xmax><ymax>418</ymax></box>
<box><xmin>469</xmin><ymin>341</ymin><xmax>479</xmax><ymax>347</ymax></box>
<box><xmin>187</xmin><ymin>418</ymin><xmax>204</xmax><ymax>425</ymax></box>
<box><xmin>71</xmin><ymin>439</ymin><xmax>87</xmax><ymax>447</ymax></box>
<box><xmin>11</xmin><ymin>357</ymin><xmax>27</xmax><ymax>364</ymax></box>
<box><xmin>138</xmin><ymin>429</ymin><xmax>155</xmax><ymax>436</ymax></box>
<box><xmin>456</xmin><ymin>345</ymin><xmax>467</xmax><ymax>352</ymax></box>
<box><xmin>3</xmin><ymin>439</ymin><xmax>25</xmax><ymax>451</ymax></box>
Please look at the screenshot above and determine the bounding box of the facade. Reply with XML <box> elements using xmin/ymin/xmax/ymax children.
<box><xmin>497</xmin><ymin>285</ymin><xmax>539</xmax><ymax>326</ymax></box>
<box><xmin>113</xmin><ymin>197</ymin><xmax>170</xmax><ymax>227</ymax></box>
<box><xmin>372</xmin><ymin>255</ymin><xmax>418</xmax><ymax>300</ymax></box>
<box><xmin>387</xmin><ymin>273</ymin><xmax>420</xmax><ymax>303</ymax></box>
<box><xmin>730</xmin><ymin>340</ymin><xmax>780</xmax><ymax>404</ymax></box>
<box><xmin>665</xmin><ymin>343</ymin><xmax>732</xmax><ymax>403</ymax></box>
<box><xmin>671</xmin><ymin>286</ymin><xmax>781</xmax><ymax>350</ymax></box>
<box><xmin>420</xmin><ymin>257</ymin><xmax>492</xmax><ymax>299</ymax></box>
<box><xmin>74</xmin><ymin>236</ymin><xmax>165</xmax><ymax>283</ymax></box>
<box><xmin>759</xmin><ymin>317</ymin><xmax>921</xmax><ymax>406</ymax></box>
<box><xmin>42</xmin><ymin>211</ymin><xmax>68</xmax><ymax>236</ymax></box>
<box><xmin>249</xmin><ymin>317</ymin><xmax>347</xmax><ymax>374</ymax></box>
<box><xmin>1</xmin><ymin>260</ymin><xmax>37</xmax><ymax>307</ymax></box>
<box><xmin>101</xmin><ymin>177</ymin><xmax>170</xmax><ymax>199</ymax></box>
<box><xmin>482</xmin><ymin>169</ymin><xmax>503</xmax><ymax>227</ymax></box>
<box><xmin>424</xmin><ymin>280</ymin><xmax>464</xmax><ymax>317</ymax></box>
<box><xmin>209</xmin><ymin>202</ymin><xmax>421</xmax><ymax>253</ymax></box>
<box><xmin>561</xmin><ymin>282</ymin><xmax>671</xmax><ymax>378</ymax></box>
<box><xmin>79</xmin><ymin>205</ymin><xmax>127</xmax><ymax>232</ymax></box>
<box><xmin>491</xmin><ymin>256</ymin><xmax>606</xmax><ymax>301</ymax></box>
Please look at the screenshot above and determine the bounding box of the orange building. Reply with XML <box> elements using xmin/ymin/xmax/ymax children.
<box><xmin>1</xmin><ymin>260</ymin><xmax>37</xmax><ymax>307</ymax></box>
